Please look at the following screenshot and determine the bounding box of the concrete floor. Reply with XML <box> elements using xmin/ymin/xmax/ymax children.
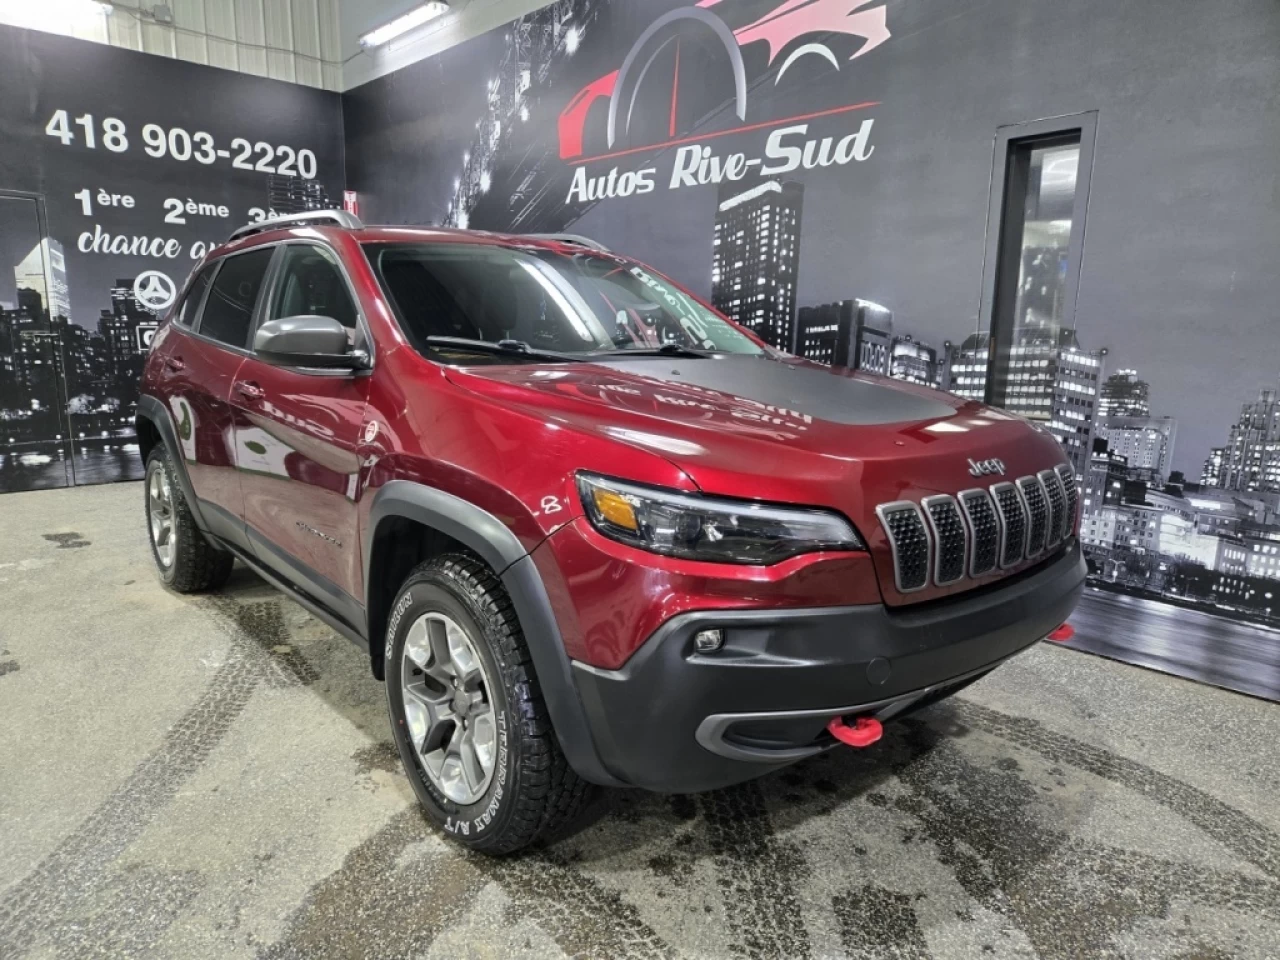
<box><xmin>1</xmin><ymin>482</ymin><xmax>1278</xmax><ymax>960</ymax></box>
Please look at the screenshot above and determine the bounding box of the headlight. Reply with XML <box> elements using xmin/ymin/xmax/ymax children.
<box><xmin>576</xmin><ymin>473</ymin><xmax>864</xmax><ymax>564</ymax></box>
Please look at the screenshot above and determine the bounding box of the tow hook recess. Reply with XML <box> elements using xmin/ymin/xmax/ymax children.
<box><xmin>826</xmin><ymin>715</ymin><xmax>883</xmax><ymax>748</ymax></box>
<box><xmin>1047</xmin><ymin>623</ymin><xmax>1075</xmax><ymax>643</ymax></box>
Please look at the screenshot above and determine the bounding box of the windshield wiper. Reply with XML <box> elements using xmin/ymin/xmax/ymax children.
<box><xmin>424</xmin><ymin>336</ymin><xmax>586</xmax><ymax>363</ymax></box>
<box><xmin>591</xmin><ymin>342</ymin><xmax>718</xmax><ymax>359</ymax></box>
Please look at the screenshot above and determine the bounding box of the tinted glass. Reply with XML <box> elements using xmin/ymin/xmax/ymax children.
<box><xmin>269</xmin><ymin>244</ymin><xmax>358</xmax><ymax>334</ymax></box>
<box><xmin>198</xmin><ymin>248</ymin><xmax>273</xmax><ymax>348</ymax></box>
<box><xmin>988</xmin><ymin>136</ymin><xmax>1084</xmax><ymax>419</ymax></box>
<box><xmin>1011</xmin><ymin>143</ymin><xmax>1080</xmax><ymax>341</ymax></box>
<box><xmin>366</xmin><ymin>243</ymin><xmax>763</xmax><ymax>360</ymax></box>
<box><xmin>175</xmin><ymin>264</ymin><xmax>216</xmax><ymax>328</ymax></box>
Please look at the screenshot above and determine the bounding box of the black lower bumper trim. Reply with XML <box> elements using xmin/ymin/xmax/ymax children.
<box><xmin>571</xmin><ymin>541</ymin><xmax>1086</xmax><ymax>792</ymax></box>
<box><xmin>694</xmin><ymin>659</ymin><xmax>999</xmax><ymax>764</ymax></box>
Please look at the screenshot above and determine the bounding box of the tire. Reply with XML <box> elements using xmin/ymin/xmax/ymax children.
<box><xmin>385</xmin><ymin>553</ymin><xmax>591</xmax><ymax>855</ymax></box>
<box><xmin>144</xmin><ymin>445</ymin><xmax>234</xmax><ymax>593</ymax></box>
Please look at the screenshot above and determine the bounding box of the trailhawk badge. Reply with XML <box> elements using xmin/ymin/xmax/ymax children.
<box><xmin>968</xmin><ymin>457</ymin><xmax>1006</xmax><ymax>478</ymax></box>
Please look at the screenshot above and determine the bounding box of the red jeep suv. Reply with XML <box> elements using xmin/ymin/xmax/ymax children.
<box><xmin>137</xmin><ymin>210</ymin><xmax>1085</xmax><ymax>853</ymax></box>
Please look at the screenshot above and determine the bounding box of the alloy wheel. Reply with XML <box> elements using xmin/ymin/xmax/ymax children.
<box><xmin>148</xmin><ymin>464</ymin><xmax>176</xmax><ymax>568</ymax></box>
<box><xmin>400</xmin><ymin>612</ymin><xmax>498</xmax><ymax>805</ymax></box>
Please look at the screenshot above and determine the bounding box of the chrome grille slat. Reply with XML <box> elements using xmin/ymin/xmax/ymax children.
<box><xmin>1017</xmin><ymin>476</ymin><xmax>1049</xmax><ymax>557</ymax></box>
<box><xmin>923</xmin><ymin>495</ymin><xmax>967</xmax><ymax>586</ymax></box>
<box><xmin>1056</xmin><ymin>465</ymin><xmax>1078</xmax><ymax>538</ymax></box>
<box><xmin>958</xmin><ymin>489</ymin><xmax>999</xmax><ymax>577</ymax></box>
<box><xmin>990</xmin><ymin>482</ymin><xmax>1026</xmax><ymax>568</ymax></box>
<box><xmin>877</xmin><ymin>467</ymin><xmax>1070</xmax><ymax>594</ymax></box>
<box><xmin>1039</xmin><ymin>469</ymin><xmax>1067</xmax><ymax>547</ymax></box>
<box><xmin>876</xmin><ymin>502</ymin><xmax>931</xmax><ymax>593</ymax></box>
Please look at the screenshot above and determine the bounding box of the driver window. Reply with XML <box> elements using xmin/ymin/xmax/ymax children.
<box><xmin>269</xmin><ymin>244</ymin><xmax>360</xmax><ymax>344</ymax></box>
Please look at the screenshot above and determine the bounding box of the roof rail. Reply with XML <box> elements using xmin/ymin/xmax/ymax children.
<box><xmin>521</xmin><ymin>232</ymin><xmax>610</xmax><ymax>252</ymax></box>
<box><xmin>229</xmin><ymin>209</ymin><xmax>364</xmax><ymax>242</ymax></box>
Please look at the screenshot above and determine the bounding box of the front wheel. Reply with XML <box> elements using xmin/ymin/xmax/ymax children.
<box><xmin>385</xmin><ymin>554</ymin><xmax>590</xmax><ymax>854</ymax></box>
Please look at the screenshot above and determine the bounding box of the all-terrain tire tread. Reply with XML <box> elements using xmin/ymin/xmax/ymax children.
<box><xmin>404</xmin><ymin>553</ymin><xmax>593</xmax><ymax>854</ymax></box>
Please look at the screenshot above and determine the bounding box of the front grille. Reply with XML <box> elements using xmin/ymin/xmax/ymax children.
<box><xmin>1056</xmin><ymin>465</ymin><xmax>1078</xmax><ymax>537</ymax></box>
<box><xmin>958</xmin><ymin>489</ymin><xmax>999</xmax><ymax>577</ymax></box>
<box><xmin>1018</xmin><ymin>476</ymin><xmax>1049</xmax><ymax>557</ymax></box>
<box><xmin>923</xmin><ymin>496</ymin><xmax>967</xmax><ymax>585</ymax></box>
<box><xmin>1039</xmin><ymin>469</ymin><xmax>1067</xmax><ymax>547</ymax></box>
<box><xmin>876</xmin><ymin>502</ymin><xmax>931</xmax><ymax>593</ymax></box>
<box><xmin>991</xmin><ymin>482</ymin><xmax>1027</xmax><ymax>568</ymax></box>
<box><xmin>876</xmin><ymin>466</ymin><xmax>1072</xmax><ymax>595</ymax></box>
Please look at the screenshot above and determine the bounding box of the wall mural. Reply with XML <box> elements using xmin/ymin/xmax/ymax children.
<box><xmin>344</xmin><ymin>0</ymin><xmax>1280</xmax><ymax>701</ymax></box>
<box><xmin>0</xmin><ymin>23</ymin><xmax>345</xmax><ymax>493</ymax></box>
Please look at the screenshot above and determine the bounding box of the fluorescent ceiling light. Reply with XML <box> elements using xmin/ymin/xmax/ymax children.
<box><xmin>360</xmin><ymin>2</ymin><xmax>449</xmax><ymax>48</ymax></box>
<box><xmin>0</xmin><ymin>0</ymin><xmax>112</xmax><ymax>28</ymax></box>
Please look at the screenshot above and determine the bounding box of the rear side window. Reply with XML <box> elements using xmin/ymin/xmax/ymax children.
<box><xmin>174</xmin><ymin>264</ymin><xmax>216</xmax><ymax>328</ymax></box>
<box><xmin>198</xmin><ymin>248</ymin><xmax>274</xmax><ymax>348</ymax></box>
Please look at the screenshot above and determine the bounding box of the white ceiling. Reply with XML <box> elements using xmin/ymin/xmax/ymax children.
<box><xmin>0</xmin><ymin>0</ymin><xmax>344</xmax><ymax>89</ymax></box>
<box><xmin>0</xmin><ymin>0</ymin><xmax>551</xmax><ymax>91</ymax></box>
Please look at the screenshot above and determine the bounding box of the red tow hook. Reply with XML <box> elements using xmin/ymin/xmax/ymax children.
<box><xmin>1047</xmin><ymin>622</ymin><xmax>1075</xmax><ymax>643</ymax></box>
<box><xmin>826</xmin><ymin>715</ymin><xmax>883</xmax><ymax>748</ymax></box>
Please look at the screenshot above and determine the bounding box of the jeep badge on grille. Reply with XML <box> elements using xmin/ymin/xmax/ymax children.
<box><xmin>968</xmin><ymin>457</ymin><xmax>1006</xmax><ymax>477</ymax></box>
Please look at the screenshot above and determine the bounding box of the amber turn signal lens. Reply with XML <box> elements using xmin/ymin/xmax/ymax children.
<box><xmin>592</xmin><ymin>489</ymin><xmax>639</xmax><ymax>530</ymax></box>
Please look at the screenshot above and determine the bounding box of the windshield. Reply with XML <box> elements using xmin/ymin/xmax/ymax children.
<box><xmin>365</xmin><ymin>242</ymin><xmax>766</xmax><ymax>361</ymax></box>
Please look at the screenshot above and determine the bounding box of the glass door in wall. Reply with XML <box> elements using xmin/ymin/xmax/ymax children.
<box><xmin>989</xmin><ymin>137</ymin><xmax>1083</xmax><ymax>417</ymax></box>
<box><xmin>980</xmin><ymin>115</ymin><xmax>1098</xmax><ymax>479</ymax></box>
<box><xmin>0</xmin><ymin>193</ymin><xmax>74</xmax><ymax>491</ymax></box>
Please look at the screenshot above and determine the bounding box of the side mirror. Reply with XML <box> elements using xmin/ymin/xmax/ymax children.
<box><xmin>253</xmin><ymin>315</ymin><xmax>367</xmax><ymax>369</ymax></box>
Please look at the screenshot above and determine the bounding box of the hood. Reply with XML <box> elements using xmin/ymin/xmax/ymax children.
<box><xmin>445</xmin><ymin>354</ymin><xmax>962</xmax><ymax>451</ymax></box>
<box><xmin>445</xmin><ymin>352</ymin><xmax>1066</xmax><ymax>498</ymax></box>
<box><xmin>445</xmin><ymin>355</ymin><xmax>1072</xmax><ymax>607</ymax></box>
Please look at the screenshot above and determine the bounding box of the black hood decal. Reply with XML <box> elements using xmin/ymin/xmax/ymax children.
<box><xmin>595</xmin><ymin>356</ymin><xmax>957</xmax><ymax>426</ymax></box>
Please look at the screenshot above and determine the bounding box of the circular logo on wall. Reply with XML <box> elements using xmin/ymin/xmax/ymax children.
<box><xmin>134</xmin><ymin>271</ymin><xmax>176</xmax><ymax>314</ymax></box>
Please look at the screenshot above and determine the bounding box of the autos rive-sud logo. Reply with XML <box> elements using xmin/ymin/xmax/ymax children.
<box><xmin>133</xmin><ymin>271</ymin><xmax>176</xmax><ymax>314</ymax></box>
<box><xmin>559</xmin><ymin>0</ymin><xmax>890</xmax><ymax>205</ymax></box>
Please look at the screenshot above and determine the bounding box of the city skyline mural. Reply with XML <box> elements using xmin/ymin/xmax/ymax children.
<box><xmin>0</xmin><ymin>22</ymin><xmax>344</xmax><ymax>492</ymax></box>
<box><xmin>344</xmin><ymin>0</ymin><xmax>1280</xmax><ymax>700</ymax></box>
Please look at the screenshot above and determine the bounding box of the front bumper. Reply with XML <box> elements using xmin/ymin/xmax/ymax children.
<box><xmin>571</xmin><ymin>540</ymin><xmax>1086</xmax><ymax>792</ymax></box>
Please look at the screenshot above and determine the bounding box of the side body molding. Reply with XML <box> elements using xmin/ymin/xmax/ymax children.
<box><xmin>364</xmin><ymin>481</ymin><xmax>622</xmax><ymax>787</ymax></box>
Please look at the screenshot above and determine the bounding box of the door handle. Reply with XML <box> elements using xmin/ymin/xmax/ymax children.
<box><xmin>165</xmin><ymin>356</ymin><xmax>185</xmax><ymax>372</ymax></box>
<box><xmin>235</xmin><ymin>380</ymin><xmax>265</xmax><ymax>402</ymax></box>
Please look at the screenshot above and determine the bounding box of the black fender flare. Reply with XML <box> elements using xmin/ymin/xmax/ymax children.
<box><xmin>364</xmin><ymin>481</ymin><xmax>623</xmax><ymax>787</ymax></box>
<box><xmin>136</xmin><ymin>394</ymin><xmax>209</xmax><ymax>533</ymax></box>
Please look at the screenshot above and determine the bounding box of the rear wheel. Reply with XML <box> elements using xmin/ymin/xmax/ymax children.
<box><xmin>144</xmin><ymin>446</ymin><xmax>234</xmax><ymax>593</ymax></box>
<box><xmin>385</xmin><ymin>554</ymin><xmax>591</xmax><ymax>854</ymax></box>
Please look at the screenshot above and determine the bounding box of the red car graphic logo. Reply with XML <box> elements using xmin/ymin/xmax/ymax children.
<box><xmin>558</xmin><ymin>0</ymin><xmax>890</xmax><ymax>160</ymax></box>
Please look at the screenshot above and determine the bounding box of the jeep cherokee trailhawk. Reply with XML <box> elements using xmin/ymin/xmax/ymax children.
<box><xmin>137</xmin><ymin>210</ymin><xmax>1085</xmax><ymax>853</ymax></box>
